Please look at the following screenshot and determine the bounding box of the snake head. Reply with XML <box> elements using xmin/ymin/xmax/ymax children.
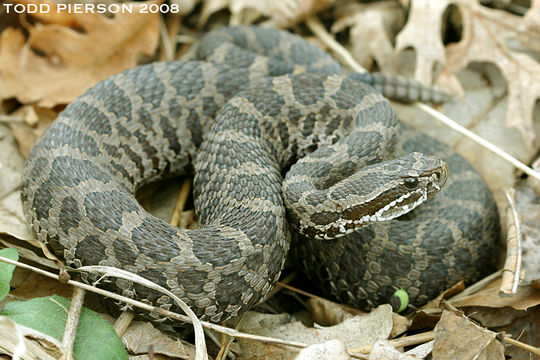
<box><xmin>287</xmin><ymin>152</ymin><xmax>448</xmax><ymax>240</ymax></box>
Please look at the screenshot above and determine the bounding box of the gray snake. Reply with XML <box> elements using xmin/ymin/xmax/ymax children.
<box><xmin>21</xmin><ymin>26</ymin><xmax>499</xmax><ymax>322</ymax></box>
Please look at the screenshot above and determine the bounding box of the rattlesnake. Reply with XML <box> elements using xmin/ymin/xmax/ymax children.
<box><xmin>21</xmin><ymin>26</ymin><xmax>499</xmax><ymax>322</ymax></box>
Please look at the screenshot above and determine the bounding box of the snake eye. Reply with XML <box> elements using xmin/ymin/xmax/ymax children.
<box><xmin>403</xmin><ymin>178</ymin><xmax>419</xmax><ymax>189</ymax></box>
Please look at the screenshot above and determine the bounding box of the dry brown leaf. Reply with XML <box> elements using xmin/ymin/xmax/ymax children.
<box><xmin>198</xmin><ymin>0</ymin><xmax>334</xmax><ymax>28</ymax></box>
<box><xmin>122</xmin><ymin>321</ymin><xmax>195</xmax><ymax>359</ymax></box>
<box><xmin>0</xmin><ymin>125</ymin><xmax>34</xmax><ymax>243</ymax></box>
<box><xmin>307</xmin><ymin>297</ymin><xmax>409</xmax><ymax>339</ymax></box>
<box><xmin>452</xmin><ymin>278</ymin><xmax>540</xmax><ymax>310</ymax></box>
<box><xmin>9</xmin><ymin>105</ymin><xmax>59</xmax><ymax>158</ymax></box>
<box><xmin>466</xmin><ymin>306</ymin><xmax>540</xmax><ymax>360</ymax></box>
<box><xmin>10</xmin><ymin>268</ymin><xmax>72</xmax><ymax>300</ymax></box>
<box><xmin>0</xmin><ymin>0</ymin><xmax>160</xmax><ymax>107</ymax></box>
<box><xmin>433</xmin><ymin>311</ymin><xmax>505</xmax><ymax>360</ymax></box>
<box><xmin>19</xmin><ymin>0</ymin><xmax>79</xmax><ymax>27</ymax></box>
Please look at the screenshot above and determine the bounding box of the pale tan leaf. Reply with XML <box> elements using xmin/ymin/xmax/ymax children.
<box><xmin>235</xmin><ymin>305</ymin><xmax>393</xmax><ymax>360</ymax></box>
<box><xmin>452</xmin><ymin>278</ymin><xmax>540</xmax><ymax>310</ymax></box>
<box><xmin>0</xmin><ymin>1</ymin><xmax>160</xmax><ymax>107</ymax></box>
<box><xmin>0</xmin><ymin>125</ymin><xmax>34</xmax><ymax>243</ymax></box>
<box><xmin>446</xmin><ymin>1</ymin><xmax>540</xmax><ymax>150</ymax></box>
<box><xmin>199</xmin><ymin>0</ymin><xmax>334</xmax><ymax>28</ymax></box>
<box><xmin>261</xmin><ymin>0</ymin><xmax>335</xmax><ymax>29</ymax></box>
<box><xmin>332</xmin><ymin>2</ymin><xmax>405</xmax><ymax>73</ymax></box>
<box><xmin>0</xmin><ymin>316</ymin><xmax>62</xmax><ymax>360</ymax></box>
<box><xmin>395</xmin><ymin>0</ymin><xmax>451</xmax><ymax>84</ymax></box>
<box><xmin>296</xmin><ymin>340</ymin><xmax>351</xmax><ymax>360</ymax></box>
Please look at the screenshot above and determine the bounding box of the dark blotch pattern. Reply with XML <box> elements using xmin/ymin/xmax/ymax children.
<box><xmin>20</xmin><ymin>26</ymin><xmax>499</xmax><ymax>324</ymax></box>
<box><xmin>84</xmin><ymin>190</ymin><xmax>139</xmax><ymax>232</ymax></box>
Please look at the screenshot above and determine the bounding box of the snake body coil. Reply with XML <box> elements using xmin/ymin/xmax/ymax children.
<box><xmin>21</xmin><ymin>26</ymin><xmax>499</xmax><ymax>322</ymax></box>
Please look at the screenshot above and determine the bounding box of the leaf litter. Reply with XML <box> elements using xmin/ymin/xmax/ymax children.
<box><xmin>0</xmin><ymin>0</ymin><xmax>540</xmax><ymax>359</ymax></box>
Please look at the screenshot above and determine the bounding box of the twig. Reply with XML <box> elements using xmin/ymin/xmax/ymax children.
<box><xmin>504</xmin><ymin>335</ymin><xmax>540</xmax><ymax>356</ymax></box>
<box><xmin>350</xmin><ymin>331</ymin><xmax>435</xmax><ymax>354</ymax></box>
<box><xmin>0</xmin><ymin>115</ymin><xmax>24</xmax><ymax>123</ymax></box>
<box><xmin>416</xmin><ymin>103</ymin><xmax>540</xmax><ymax>181</ymax></box>
<box><xmin>61</xmin><ymin>287</ymin><xmax>85</xmax><ymax>360</ymax></box>
<box><xmin>113</xmin><ymin>311</ymin><xmax>135</xmax><ymax>336</ymax></box>
<box><xmin>215</xmin><ymin>314</ymin><xmax>246</xmax><ymax>360</ymax></box>
<box><xmin>169</xmin><ymin>178</ymin><xmax>192</xmax><ymax>227</ymax></box>
<box><xmin>448</xmin><ymin>269</ymin><xmax>502</xmax><ymax>303</ymax></box>
<box><xmin>158</xmin><ymin>16</ymin><xmax>174</xmax><ymax>62</ymax></box>
<box><xmin>305</xmin><ymin>15</ymin><xmax>540</xmax><ymax>182</ymax></box>
<box><xmin>0</xmin><ymin>257</ymin><xmax>304</xmax><ymax>346</ymax></box>
<box><xmin>78</xmin><ymin>265</ymin><xmax>208</xmax><ymax>360</ymax></box>
<box><xmin>0</xmin><ymin>256</ymin><xmax>370</xmax><ymax>359</ymax></box>
<box><xmin>159</xmin><ymin>13</ymin><xmax>182</xmax><ymax>61</ymax></box>
<box><xmin>500</xmin><ymin>188</ymin><xmax>522</xmax><ymax>296</ymax></box>
<box><xmin>305</xmin><ymin>16</ymin><xmax>367</xmax><ymax>73</ymax></box>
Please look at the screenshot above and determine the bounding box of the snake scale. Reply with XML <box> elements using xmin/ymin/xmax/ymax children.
<box><xmin>21</xmin><ymin>26</ymin><xmax>499</xmax><ymax>322</ymax></box>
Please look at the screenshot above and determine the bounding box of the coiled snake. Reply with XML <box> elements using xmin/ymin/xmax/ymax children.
<box><xmin>21</xmin><ymin>26</ymin><xmax>499</xmax><ymax>322</ymax></box>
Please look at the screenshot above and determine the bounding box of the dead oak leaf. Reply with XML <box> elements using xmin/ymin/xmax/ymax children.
<box><xmin>0</xmin><ymin>1</ymin><xmax>159</xmax><ymax>107</ymax></box>
<box><xmin>446</xmin><ymin>1</ymin><xmax>540</xmax><ymax>151</ymax></box>
<box><xmin>433</xmin><ymin>311</ymin><xmax>505</xmax><ymax>360</ymax></box>
<box><xmin>395</xmin><ymin>0</ymin><xmax>540</xmax><ymax>150</ymax></box>
<box><xmin>198</xmin><ymin>0</ymin><xmax>334</xmax><ymax>28</ymax></box>
<box><xmin>332</xmin><ymin>2</ymin><xmax>405</xmax><ymax>74</ymax></box>
<box><xmin>395</xmin><ymin>0</ymin><xmax>451</xmax><ymax>85</ymax></box>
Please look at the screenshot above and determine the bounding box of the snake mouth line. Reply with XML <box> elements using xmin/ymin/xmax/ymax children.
<box><xmin>314</xmin><ymin>172</ymin><xmax>441</xmax><ymax>240</ymax></box>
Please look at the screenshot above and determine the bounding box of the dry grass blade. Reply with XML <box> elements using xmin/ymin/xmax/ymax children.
<box><xmin>350</xmin><ymin>331</ymin><xmax>435</xmax><ymax>354</ymax></box>
<box><xmin>416</xmin><ymin>104</ymin><xmax>540</xmax><ymax>181</ymax></box>
<box><xmin>169</xmin><ymin>179</ymin><xmax>192</xmax><ymax>227</ymax></box>
<box><xmin>76</xmin><ymin>265</ymin><xmax>208</xmax><ymax>360</ymax></box>
<box><xmin>0</xmin><ymin>256</ymin><xmax>371</xmax><ymax>360</ymax></box>
<box><xmin>504</xmin><ymin>335</ymin><xmax>540</xmax><ymax>356</ymax></box>
<box><xmin>500</xmin><ymin>188</ymin><xmax>522</xmax><ymax>296</ymax></box>
<box><xmin>61</xmin><ymin>287</ymin><xmax>85</xmax><ymax>360</ymax></box>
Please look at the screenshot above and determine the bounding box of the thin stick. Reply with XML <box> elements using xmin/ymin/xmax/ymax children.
<box><xmin>0</xmin><ymin>256</ymin><xmax>306</xmax><ymax>348</ymax></box>
<box><xmin>169</xmin><ymin>179</ymin><xmax>192</xmax><ymax>227</ymax></box>
<box><xmin>0</xmin><ymin>115</ymin><xmax>24</xmax><ymax>123</ymax></box>
<box><xmin>448</xmin><ymin>270</ymin><xmax>502</xmax><ymax>303</ymax></box>
<box><xmin>0</xmin><ymin>256</ymin><xmax>369</xmax><ymax>359</ymax></box>
<box><xmin>416</xmin><ymin>103</ymin><xmax>540</xmax><ymax>181</ymax></box>
<box><xmin>350</xmin><ymin>331</ymin><xmax>435</xmax><ymax>353</ymax></box>
<box><xmin>113</xmin><ymin>311</ymin><xmax>135</xmax><ymax>336</ymax></box>
<box><xmin>305</xmin><ymin>15</ymin><xmax>540</xmax><ymax>182</ymax></box>
<box><xmin>305</xmin><ymin>16</ymin><xmax>367</xmax><ymax>73</ymax></box>
<box><xmin>61</xmin><ymin>287</ymin><xmax>85</xmax><ymax>360</ymax></box>
<box><xmin>158</xmin><ymin>16</ymin><xmax>174</xmax><ymax>62</ymax></box>
<box><xmin>504</xmin><ymin>335</ymin><xmax>540</xmax><ymax>356</ymax></box>
<box><xmin>500</xmin><ymin>188</ymin><xmax>522</xmax><ymax>296</ymax></box>
<box><xmin>159</xmin><ymin>13</ymin><xmax>182</xmax><ymax>62</ymax></box>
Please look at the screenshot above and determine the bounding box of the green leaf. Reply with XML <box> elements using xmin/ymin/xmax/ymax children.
<box><xmin>1</xmin><ymin>295</ymin><xmax>128</xmax><ymax>360</ymax></box>
<box><xmin>0</xmin><ymin>248</ymin><xmax>19</xmax><ymax>301</ymax></box>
